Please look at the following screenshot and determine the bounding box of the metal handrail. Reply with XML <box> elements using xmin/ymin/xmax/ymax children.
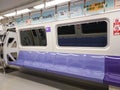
<box><xmin>0</xmin><ymin>58</ymin><xmax>5</xmax><ymax>75</ymax></box>
<box><xmin>0</xmin><ymin>35</ymin><xmax>6</xmax><ymax>75</ymax></box>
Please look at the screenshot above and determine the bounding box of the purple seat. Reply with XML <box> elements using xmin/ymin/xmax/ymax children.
<box><xmin>50</xmin><ymin>53</ymin><xmax>69</xmax><ymax>72</ymax></box>
<box><xmin>24</xmin><ymin>51</ymin><xmax>40</xmax><ymax>67</ymax></box>
<box><xmin>67</xmin><ymin>54</ymin><xmax>105</xmax><ymax>82</ymax></box>
<box><xmin>67</xmin><ymin>54</ymin><xmax>85</xmax><ymax>75</ymax></box>
<box><xmin>8</xmin><ymin>50</ymin><xmax>105</xmax><ymax>83</ymax></box>
<box><xmin>104</xmin><ymin>56</ymin><xmax>120</xmax><ymax>87</ymax></box>
<box><xmin>28</xmin><ymin>51</ymin><xmax>49</xmax><ymax>70</ymax></box>
<box><xmin>8</xmin><ymin>60</ymin><xmax>24</xmax><ymax>66</ymax></box>
<box><xmin>33</xmin><ymin>52</ymin><xmax>55</xmax><ymax>70</ymax></box>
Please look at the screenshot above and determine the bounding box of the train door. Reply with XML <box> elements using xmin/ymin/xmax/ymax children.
<box><xmin>3</xmin><ymin>28</ymin><xmax>18</xmax><ymax>64</ymax></box>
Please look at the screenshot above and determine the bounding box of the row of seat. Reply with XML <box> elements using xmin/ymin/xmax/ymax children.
<box><xmin>8</xmin><ymin>50</ymin><xmax>120</xmax><ymax>87</ymax></box>
<box><xmin>9</xmin><ymin>50</ymin><xmax>105</xmax><ymax>83</ymax></box>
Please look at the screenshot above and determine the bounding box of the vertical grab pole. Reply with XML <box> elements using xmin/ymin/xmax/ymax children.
<box><xmin>0</xmin><ymin>36</ymin><xmax>5</xmax><ymax>75</ymax></box>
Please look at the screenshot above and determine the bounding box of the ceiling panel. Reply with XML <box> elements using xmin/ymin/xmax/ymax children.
<box><xmin>0</xmin><ymin>0</ymin><xmax>40</xmax><ymax>13</ymax></box>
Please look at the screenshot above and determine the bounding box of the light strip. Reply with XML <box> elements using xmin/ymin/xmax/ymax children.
<box><xmin>34</xmin><ymin>0</ymin><xmax>70</xmax><ymax>10</ymax></box>
<box><xmin>33</xmin><ymin>4</ymin><xmax>44</xmax><ymax>10</ymax></box>
<box><xmin>4</xmin><ymin>12</ymin><xmax>16</xmax><ymax>17</ymax></box>
<box><xmin>0</xmin><ymin>16</ymin><xmax>4</xmax><ymax>20</ymax></box>
<box><xmin>17</xmin><ymin>8</ymin><xmax>31</xmax><ymax>15</ymax></box>
<box><xmin>4</xmin><ymin>8</ymin><xmax>31</xmax><ymax>17</ymax></box>
<box><xmin>46</xmin><ymin>0</ymin><xmax>71</xmax><ymax>8</ymax></box>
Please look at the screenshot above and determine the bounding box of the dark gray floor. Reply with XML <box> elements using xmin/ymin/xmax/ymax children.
<box><xmin>0</xmin><ymin>68</ymin><xmax>108</xmax><ymax>90</ymax></box>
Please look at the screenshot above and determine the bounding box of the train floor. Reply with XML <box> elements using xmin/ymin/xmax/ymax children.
<box><xmin>0</xmin><ymin>68</ymin><xmax>108</xmax><ymax>90</ymax></box>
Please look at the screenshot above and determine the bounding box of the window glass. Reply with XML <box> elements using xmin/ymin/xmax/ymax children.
<box><xmin>58</xmin><ymin>25</ymin><xmax>75</xmax><ymax>35</ymax></box>
<box><xmin>20</xmin><ymin>27</ymin><xmax>47</xmax><ymax>46</ymax></box>
<box><xmin>57</xmin><ymin>21</ymin><xmax>107</xmax><ymax>47</ymax></box>
<box><xmin>82</xmin><ymin>21</ymin><xmax>107</xmax><ymax>34</ymax></box>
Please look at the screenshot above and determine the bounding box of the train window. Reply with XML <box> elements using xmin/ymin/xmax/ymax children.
<box><xmin>32</xmin><ymin>30</ymin><xmax>37</xmax><ymax>37</ymax></box>
<box><xmin>82</xmin><ymin>21</ymin><xmax>107</xmax><ymax>34</ymax></box>
<box><xmin>58</xmin><ymin>25</ymin><xmax>75</xmax><ymax>35</ymax></box>
<box><xmin>20</xmin><ymin>27</ymin><xmax>47</xmax><ymax>46</ymax></box>
<box><xmin>57</xmin><ymin>20</ymin><xmax>107</xmax><ymax>47</ymax></box>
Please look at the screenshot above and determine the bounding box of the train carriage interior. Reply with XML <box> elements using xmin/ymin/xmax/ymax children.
<box><xmin>0</xmin><ymin>0</ymin><xmax>120</xmax><ymax>90</ymax></box>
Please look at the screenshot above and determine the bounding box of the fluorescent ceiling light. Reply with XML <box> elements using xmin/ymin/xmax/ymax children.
<box><xmin>4</xmin><ymin>12</ymin><xmax>16</xmax><ymax>17</ymax></box>
<box><xmin>0</xmin><ymin>16</ymin><xmax>4</xmax><ymax>20</ymax></box>
<box><xmin>34</xmin><ymin>0</ymin><xmax>70</xmax><ymax>9</ymax></box>
<box><xmin>46</xmin><ymin>0</ymin><xmax>71</xmax><ymax>8</ymax></box>
<box><xmin>4</xmin><ymin>8</ymin><xmax>31</xmax><ymax>17</ymax></box>
<box><xmin>33</xmin><ymin>4</ymin><xmax>44</xmax><ymax>10</ymax></box>
<box><xmin>17</xmin><ymin>8</ymin><xmax>31</xmax><ymax>15</ymax></box>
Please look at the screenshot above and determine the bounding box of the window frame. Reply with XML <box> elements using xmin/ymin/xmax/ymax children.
<box><xmin>19</xmin><ymin>26</ymin><xmax>47</xmax><ymax>47</ymax></box>
<box><xmin>56</xmin><ymin>19</ymin><xmax>109</xmax><ymax>48</ymax></box>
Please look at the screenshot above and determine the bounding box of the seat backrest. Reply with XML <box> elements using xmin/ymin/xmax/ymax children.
<box><xmin>54</xmin><ymin>53</ymin><xmax>69</xmax><ymax>65</ymax></box>
<box><xmin>67</xmin><ymin>54</ymin><xmax>84</xmax><ymax>68</ymax></box>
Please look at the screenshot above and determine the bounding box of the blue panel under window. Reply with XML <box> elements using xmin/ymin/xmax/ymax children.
<box><xmin>58</xmin><ymin>36</ymin><xmax>107</xmax><ymax>47</ymax></box>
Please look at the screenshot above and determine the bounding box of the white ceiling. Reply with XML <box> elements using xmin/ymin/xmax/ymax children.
<box><xmin>0</xmin><ymin>0</ymin><xmax>40</xmax><ymax>13</ymax></box>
